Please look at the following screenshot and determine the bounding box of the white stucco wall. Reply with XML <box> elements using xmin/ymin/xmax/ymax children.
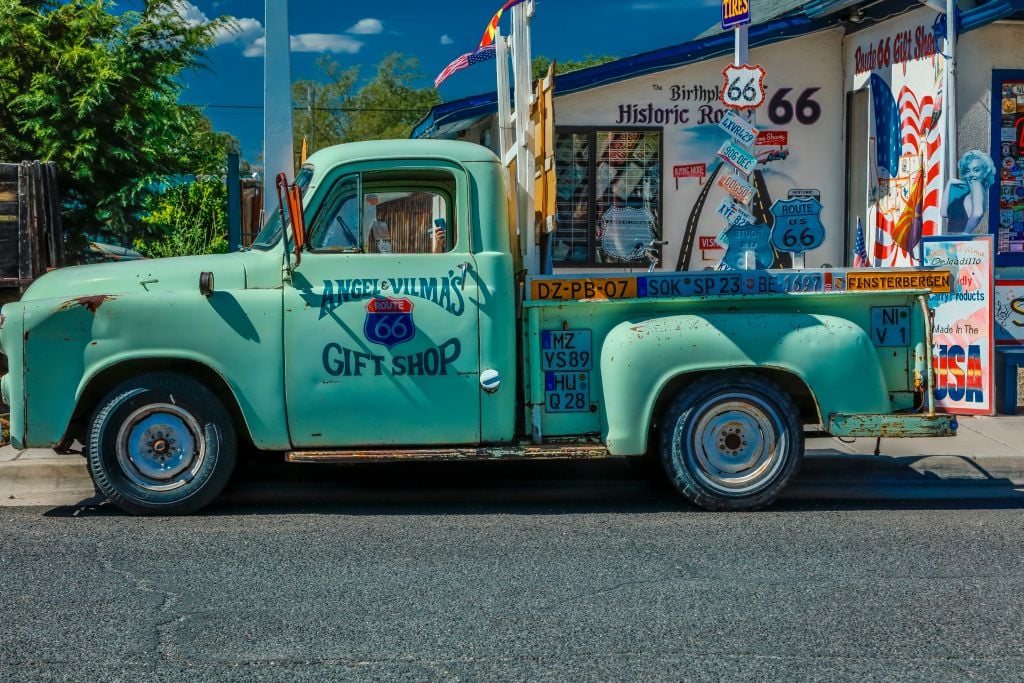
<box><xmin>551</xmin><ymin>27</ymin><xmax>846</xmax><ymax>271</ymax></box>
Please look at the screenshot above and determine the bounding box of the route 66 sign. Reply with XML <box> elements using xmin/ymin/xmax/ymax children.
<box><xmin>769</xmin><ymin>197</ymin><xmax>825</xmax><ymax>254</ymax></box>
<box><xmin>720</xmin><ymin>64</ymin><xmax>767</xmax><ymax>111</ymax></box>
<box><xmin>364</xmin><ymin>297</ymin><xmax>416</xmax><ymax>348</ymax></box>
<box><xmin>720</xmin><ymin>223</ymin><xmax>774</xmax><ymax>270</ymax></box>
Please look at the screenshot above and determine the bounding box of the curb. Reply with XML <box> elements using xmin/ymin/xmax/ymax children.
<box><xmin>2</xmin><ymin>450</ymin><xmax>1023</xmax><ymax>508</ymax></box>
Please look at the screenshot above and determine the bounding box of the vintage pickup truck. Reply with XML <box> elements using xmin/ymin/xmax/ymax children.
<box><xmin>0</xmin><ymin>140</ymin><xmax>956</xmax><ymax>514</ymax></box>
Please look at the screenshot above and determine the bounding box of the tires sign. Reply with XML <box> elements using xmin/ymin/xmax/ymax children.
<box><xmin>769</xmin><ymin>197</ymin><xmax>825</xmax><ymax>254</ymax></box>
<box><xmin>364</xmin><ymin>297</ymin><xmax>416</xmax><ymax>348</ymax></box>
<box><xmin>721</xmin><ymin>0</ymin><xmax>750</xmax><ymax>29</ymax></box>
<box><xmin>720</xmin><ymin>64</ymin><xmax>767</xmax><ymax>111</ymax></box>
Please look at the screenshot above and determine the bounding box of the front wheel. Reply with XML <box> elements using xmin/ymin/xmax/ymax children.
<box><xmin>660</xmin><ymin>373</ymin><xmax>803</xmax><ymax>511</ymax></box>
<box><xmin>86</xmin><ymin>373</ymin><xmax>237</xmax><ymax>515</ymax></box>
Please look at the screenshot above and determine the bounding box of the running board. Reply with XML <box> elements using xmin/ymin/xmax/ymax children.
<box><xmin>286</xmin><ymin>443</ymin><xmax>609</xmax><ymax>463</ymax></box>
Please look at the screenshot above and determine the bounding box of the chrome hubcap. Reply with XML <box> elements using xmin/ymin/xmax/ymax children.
<box><xmin>116</xmin><ymin>404</ymin><xmax>204</xmax><ymax>491</ymax></box>
<box><xmin>684</xmin><ymin>393</ymin><xmax>786</xmax><ymax>495</ymax></box>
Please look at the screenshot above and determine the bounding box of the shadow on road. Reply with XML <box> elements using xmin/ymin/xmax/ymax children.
<box><xmin>41</xmin><ymin>450</ymin><xmax>1024</xmax><ymax>518</ymax></box>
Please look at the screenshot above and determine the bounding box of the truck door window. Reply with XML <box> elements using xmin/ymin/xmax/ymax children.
<box><xmin>310</xmin><ymin>169</ymin><xmax>457</xmax><ymax>254</ymax></box>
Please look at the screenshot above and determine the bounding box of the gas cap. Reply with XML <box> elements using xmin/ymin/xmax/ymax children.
<box><xmin>480</xmin><ymin>369</ymin><xmax>501</xmax><ymax>393</ymax></box>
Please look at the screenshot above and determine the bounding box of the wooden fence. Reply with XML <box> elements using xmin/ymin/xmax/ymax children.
<box><xmin>0</xmin><ymin>162</ymin><xmax>64</xmax><ymax>288</ymax></box>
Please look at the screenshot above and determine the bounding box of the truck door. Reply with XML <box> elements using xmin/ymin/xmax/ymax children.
<box><xmin>283</xmin><ymin>162</ymin><xmax>481</xmax><ymax>447</ymax></box>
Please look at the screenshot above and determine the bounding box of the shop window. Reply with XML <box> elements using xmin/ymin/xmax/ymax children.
<box><xmin>554</xmin><ymin>128</ymin><xmax>662</xmax><ymax>265</ymax></box>
<box><xmin>991</xmin><ymin>70</ymin><xmax>1024</xmax><ymax>267</ymax></box>
<box><xmin>309</xmin><ymin>170</ymin><xmax>455</xmax><ymax>254</ymax></box>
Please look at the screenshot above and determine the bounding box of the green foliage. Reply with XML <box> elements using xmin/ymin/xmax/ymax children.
<box><xmin>0</xmin><ymin>0</ymin><xmax>236</xmax><ymax>248</ymax></box>
<box><xmin>133</xmin><ymin>179</ymin><xmax>228</xmax><ymax>258</ymax></box>
<box><xmin>293</xmin><ymin>53</ymin><xmax>440</xmax><ymax>158</ymax></box>
<box><xmin>532</xmin><ymin>54</ymin><xmax>616</xmax><ymax>80</ymax></box>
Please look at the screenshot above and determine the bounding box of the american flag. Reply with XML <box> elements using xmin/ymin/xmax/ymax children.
<box><xmin>853</xmin><ymin>217</ymin><xmax>870</xmax><ymax>268</ymax></box>
<box><xmin>434</xmin><ymin>45</ymin><xmax>496</xmax><ymax>89</ymax></box>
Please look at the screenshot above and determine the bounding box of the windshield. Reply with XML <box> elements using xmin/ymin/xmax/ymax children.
<box><xmin>251</xmin><ymin>165</ymin><xmax>315</xmax><ymax>250</ymax></box>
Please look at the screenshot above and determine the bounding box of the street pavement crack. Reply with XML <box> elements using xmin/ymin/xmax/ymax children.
<box><xmin>93</xmin><ymin>540</ymin><xmax>185</xmax><ymax>661</ymax></box>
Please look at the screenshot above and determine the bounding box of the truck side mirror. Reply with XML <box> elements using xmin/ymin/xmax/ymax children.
<box><xmin>275</xmin><ymin>172</ymin><xmax>306</xmax><ymax>267</ymax></box>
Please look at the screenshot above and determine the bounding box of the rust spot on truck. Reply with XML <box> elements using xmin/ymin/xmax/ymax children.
<box><xmin>59</xmin><ymin>295</ymin><xmax>114</xmax><ymax>313</ymax></box>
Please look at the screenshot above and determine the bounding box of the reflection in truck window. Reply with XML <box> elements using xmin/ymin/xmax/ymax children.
<box><xmin>309</xmin><ymin>169</ymin><xmax>456</xmax><ymax>254</ymax></box>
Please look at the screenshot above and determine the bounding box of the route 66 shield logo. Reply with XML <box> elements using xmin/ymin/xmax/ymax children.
<box><xmin>769</xmin><ymin>197</ymin><xmax>825</xmax><ymax>254</ymax></box>
<box><xmin>720</xmin><ymin>64</ymin><xmax>767</xmax><ymax>110</ymax></box>
<box><xmin>364</xmin><ymin>297</ymin><xmax>416</xmax><ymax>349</ymax></box>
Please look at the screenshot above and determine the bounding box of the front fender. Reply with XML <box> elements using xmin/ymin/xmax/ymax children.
<box><xmin>600</xmin><ymin>313</ymin><xmax>890</xmax><ymax>455</ymax></box>
<box><xmin>14</xmin><ymin>288</ymin><xmax>288</xmax><ymax>450</ymax></box>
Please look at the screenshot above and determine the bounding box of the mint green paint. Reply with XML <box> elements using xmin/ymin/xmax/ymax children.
<box><xmin>600</xmin><ymin>313</ymin><xmax>889</xmax><ymax>456</ymax></box>
<box><xmin>0</xmin><ymin>139</ymin><xmax>951</xmax><ymax>454</ymax></box>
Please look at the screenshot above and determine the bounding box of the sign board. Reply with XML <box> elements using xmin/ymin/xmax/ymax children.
<box><xmin>540</xmin><ymin>330</ymin><xmax>593</xmax><ymax>371</ymax></box>
<box><xmin>995</xmin><ymin>280</ymin><xmax>1024</xmax><ymax>346</ymax></box>
<box><xmin>699</xmin><ymin>236</ymin><xmax>723</xmax><ymax>250</ymax></box>
<box><xmin>673</xmin><ymin>163</ymin><xmax>706</xmax><ymax>179</ymax></box>
<box><xmin>870</xmin><ymin>306</ymin><xmax>911</xmax><ymax>347</ymax></box>
<box><xmin>756</xmin><ymin>130</ymin><xmax>788</xmax><ymax>146</ymax></box>
<box><xmin>922</xmin><ymin>235</ymin><xmax>995</xmax><ymax>416</ymax></box>
<box><xmin>717</xmin><ymin>197</ymin><xmax>756</xmax><ymax>226</ymax></box>
<box><xmin>788</xmin><ymin>188</ymin><xmax>821</xmax><ymax>200</ymax></box>
<box><xmin>717</xmin><ymin>173</ymin><xmax>755</xmax><ymax>204</ymax></box>
<box><xmin>542</xmin><ymin>329</ymin><xmax>593</xmax><ymax>413</ymax></box>
<box><xmin>720</xmin><ymin>64</ymin><xmax>767</xmax><ymax>111</ymax></box>
<box><xmin>721</xmin><ymin>0</ymin><xmax>750</xmax><ymax>30</ymax></box>
<box><xmin>717</xmin><ymin>140</ymin><xmax>757</xmax><ymax>175</ymax></box>
<box><xmin>769</xmin><ymin>197</ymin><xmax>825</xmax><ymax>254</ymax></box>
<box><xmin>846</xmin><ymin>271</ymin><xmax>952</xmax><ymax>293</ymax></box>
<box><xmin>718</xmin><ymin>111</ymin><xmax>759</xmax><ymax>145</ymax></box>
<box><xmin>528</xmin><ymin>269</ymin><xmax>954</xmax><ymax>302</ymax></box>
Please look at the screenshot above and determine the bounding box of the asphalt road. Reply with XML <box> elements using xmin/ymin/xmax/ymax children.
<box><xmin>3</xmin><ymin>459</ymin><xmax>1024</xmax><ymax>681</ymax></box>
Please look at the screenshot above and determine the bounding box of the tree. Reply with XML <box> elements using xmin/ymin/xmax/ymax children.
<box><xmin>0</xmin><ymin>0</ymin><xmax>236</xmax><ymax>248</ymax></box>
<box><xmin>292</xmin><ymin>56</ymin><xmax>358</xmax><ymax>166</ymax></box>
<box><xmin>532</xmin><ymin>54</ymin><xmax>616</xmax><ymax>80</ymax></box>
<box><xmin>133</xmin><ymin>178</ymin><xmax>228</xmax><ymax>258</ymax></box>
<box><xmin>293</xmin><ymin>53</ymin><xmax>440</xmax><ymax>157</ymax></box>
<box><xmin>342</xmin><ymin>54</ymin><xmax>440</xmax><ymax>143</ymax></box>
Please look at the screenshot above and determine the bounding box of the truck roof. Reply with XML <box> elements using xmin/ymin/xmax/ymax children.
<box><xmin>304</xmin><ymin>139</ymin><xmax>499</xmax><ymax>171</ymax></box>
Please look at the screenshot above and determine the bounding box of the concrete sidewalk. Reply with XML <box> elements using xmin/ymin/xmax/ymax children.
<box><xmin>1</xmin><ymin>415</ymin><xmax>1023</xmax><ymax>508</ymax></box>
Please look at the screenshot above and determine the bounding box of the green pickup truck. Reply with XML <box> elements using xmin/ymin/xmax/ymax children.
<box><xmin>0</xmin><ymin>140</ymin><xmax>956</xmax><ymax>514</ymax></box>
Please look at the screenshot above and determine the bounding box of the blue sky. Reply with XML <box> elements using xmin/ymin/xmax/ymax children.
<box><xmin>172</xmin><ymin>0</ymin><xmax>722</xmax><ymax>161</ymax></box>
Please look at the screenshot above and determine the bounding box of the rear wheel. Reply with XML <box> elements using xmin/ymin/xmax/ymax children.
<box><xmin>660</xmin><ymin>373</ymin><xmax>803</xmax><ymax>511</ymax></box>
<box><xmin>86</xmin><ymin>373</ymin><xmax>236</xmax><ymax>515</ymax></box>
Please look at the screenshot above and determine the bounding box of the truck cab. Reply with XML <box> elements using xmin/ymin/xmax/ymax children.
<box><xmin>0</xmin><ymin>140</ymin><xmax>956</xmax><ymax>515</ymax></box>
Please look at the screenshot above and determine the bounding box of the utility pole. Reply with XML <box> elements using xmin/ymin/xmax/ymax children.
<box><xmin>263</xmin><ymin>0</ymin><xmax>294</xmax><ymax>222</ymax></box>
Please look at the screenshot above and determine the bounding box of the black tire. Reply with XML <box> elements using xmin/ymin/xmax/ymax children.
<box><xmin>660</xmin><ymin>373</ymin><xmax>803</xmax><ymax>511</ymax></box>
<box><xmin>86</xmin><ymin>373</ymin><xmax>237</xmax><ymax>515</ymax></box>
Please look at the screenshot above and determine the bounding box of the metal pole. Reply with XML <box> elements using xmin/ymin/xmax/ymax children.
<box><xmin>263</xmin><ymin>0</ymin><xmax>294</xmax><ymax>222</ymax></box>
<box><xmin>227</xmin><ymin>153</ymin><xmax>241</xmax><ymax>251</ymax></box>
<box><xmin>945</xmin><ymin>0</ymin><xmax>957</xmax><ymax>189</ymax></box>
<box><xmin>511</xmin><ymin>1</ymin><xmax>537</xmax><ymax>274</ymax></box>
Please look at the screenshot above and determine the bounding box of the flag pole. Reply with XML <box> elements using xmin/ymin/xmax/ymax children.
<box><xmin>510</xmin><ymin>0</ymin><xmax>537</xmax><ymax>274</ymax></box>
<box><xmin>263</xmin><ymin>0</ymin><xmax>294</xmax><ymax>224</ymax></box>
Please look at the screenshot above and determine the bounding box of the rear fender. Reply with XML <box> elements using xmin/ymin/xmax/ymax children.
<box><xmin>600</xmin><ymin>313</ymin><xmax>890</xmax><ymax>455</ymax></box>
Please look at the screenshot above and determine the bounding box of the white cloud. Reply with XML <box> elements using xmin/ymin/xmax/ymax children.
<box><xmin>346</xmin><ymin>18</ymin><xmax>383</xmax><ymax>35</ymax></box>
<box><xmin>291</xmin><ymin>34</ymin><xmax>365</xmax><ymax>53</ymax></box>
<box><xmin>440</xmin><ymin>34</ymin><xmax>453</xmax><ymax>45</ymax></box>
<box><xmin>214</xmin><ymin>16</ymin><xmax>263</xmax><ymax>46</ymax></box>
<box><xmin>243</xmin><ymin>34</ymin><xmax>366</xmax><ymax>58</ymax></box>
<box><xmin>163</xmin><ymin>3</ymin><xmax>380</xmax><ymax>58</ymax></box>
